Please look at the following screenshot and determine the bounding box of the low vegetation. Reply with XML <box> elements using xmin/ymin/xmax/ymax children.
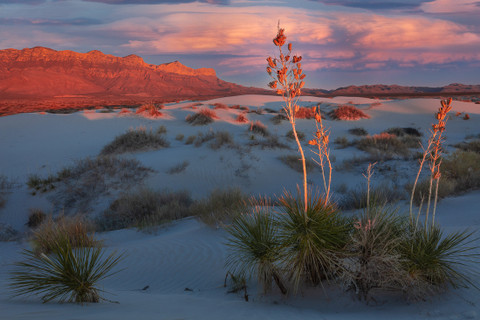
<box><xmin>136</xmin><ymin>102</ymin><xmax>163</xmax><ymax>118</ymax></box>
<box><xmin>279</xmin><ymin>155</ymin><xmax>315</xmax><ymax>173</ymax></box>
<box><xmin>185</xmin><ymin>108</ymin><xmax>217</xmax><ymax>125</ymax></box>
<box><xmin>31</xmin><ymin>215</ymin><xmax>98</xmax><ymax>255</ymax></box>
<box><xmin>0</xmin><ymin>174</ymin><xmax>15</xmax><ymax>209</ymax></box>
<box><xmin>348</xmin><ymin>127</ymin><xmax>368</xmax><ymax>136</ymax></box>
<box><xmin>97</xmin><ymin>188</ymin><xmax>194</xmax><ymax>231</ymax></box>
<box><xmin>166</xmin><ymin>161</ymin><xmax>189</xmax><ymax>174</ymax></box>
<box><xmin>249</xmin><ymin>120</ymin><xmax>269</xmax><ymax>136</ymax></box>
<box><xmin>194</xmin><ymin>188</ymin><xmax>248</xmax><ymax>227</ymax></box>
<box><xmin>10</xmin><ymin>235</ymin><xmax>122</xmax><ymax>303</ymax></box>
<box><xmin>100</xmin><ymin>127</ymin><xmax>169</xmax><ymax>155</ymax></box>
<box><xmin>355</xmin><ymin>132</ymin><xmax>415</xmax><ymax>159</ymax></box>
<box><xmin>330</xmin><ymin>105</ymin><xmax>370</xmax><ymax>121</ymax></box>
<box><xmin>286</xmin><ymin>129</ymin><xmax>305</xmax><ymax>141</ymax></box>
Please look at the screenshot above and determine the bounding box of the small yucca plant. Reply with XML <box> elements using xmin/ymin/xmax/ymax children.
<box><xmin>225</xmin><ymin>198</ymin><xmax>287</xmax><ymax>295</ymax></box>
<box><xmin>277</xmin><ymin>190</ymin><xmax>350</xmax><ymax>293</ymax></box>
<box><xmin>10</xmin><ymin>238</ymin><xmax>123</xmax><ymax>304</ymax></box>
<box><xmin>401</xmin><ymin>226</ymin><xmax>479</xmax><ymax>299</ymax></box>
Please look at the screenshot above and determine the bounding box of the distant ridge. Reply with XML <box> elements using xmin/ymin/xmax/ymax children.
<box><xmin>0</xmin><ymin>47</ymin><xmax>264</xmax><ymax>100</ymax></box>
<box><xmin>304</xmin><ymin>83</ymin><xmax>480</xmax><ymax>97</ymax></box>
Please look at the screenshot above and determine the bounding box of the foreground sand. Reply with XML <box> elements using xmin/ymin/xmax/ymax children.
<box><xmin>0</xmin><ymin>95</ymin><xmax>479</xmax><ymax>319</ymax></box>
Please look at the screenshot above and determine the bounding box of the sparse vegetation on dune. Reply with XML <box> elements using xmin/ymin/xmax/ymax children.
<box><xmin>0</xmin><ymin>174</ymin><xmax>15</xmax><ymax>209</ymax></box>
<box><xmin>136</xmin><ymin>102</ymin><xmax>164</xmax><ymax>118</ymax></box>
<box><xmin>101</xmin><ymin>127</ymin><xmax>169</xmax><ymax>155</ymax></box>
<box><xmin>195</xmin><ymin>188</ymin><xmax>248</xmax><ymax>227</ymax></box>
<box><xmin>356</xmin><ymin>132</ymin><xmax>413</xmax><ymax>158</ymax></box>
<box><xmin>279</xmin><ymin>154</ymin><xmax>315</xmax><ymax>173</ymax></box>
<box><xmin>97</xmin><ymin>188</ymin><xmax>195</xmax><ymax>231</ymax></box>
<box><xmin>348</xmin><ymin>127</ymin><xmax>368</xmax><ymax>136</ymax></box>
<box><xmin>330</xmin><ymin>105</ymin><xmax>370</xmax><ymax>121</ymax></box>
<box><xmin>249</xmin><ymin>120</ymin><xmax>269</xmax><ymax>136</ymax></box>
<box><xmin>185</xmin><ymin>108</ymin><xmax>217</xmax><ymax>125</ymax></box>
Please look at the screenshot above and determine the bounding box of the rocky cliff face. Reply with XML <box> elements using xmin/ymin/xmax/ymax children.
<box><xmin>0</xmin><ymin>47</ymin><xmax>253</xmax><ymax>99</ymax></box>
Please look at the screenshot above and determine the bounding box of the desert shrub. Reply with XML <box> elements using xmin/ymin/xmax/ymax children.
<box><xmin>348</xmin><ymin>127</ymin><xmax>368</xmax><ymax>136</ymax></box>
<box><xmin>185</xmin><ymin>108</ymin><xmax>217</xmax><ymax>125</ymax></box>
<box><xmin>356</xmin><ymin>133</ymin><xmax>410</xmax><ymax>158</ymax></box>
<box><xmin>119</xmin><ymin>108</ymin><xmax>132</xmax><ymax>115</ymax></box>
<box><xmin>166</xmin><ymin>161</ymin><xmax>189</xmax><ymax>174</ymax></box>
<box><xmin>175</xmin><ymin>134</ymin><xmax>184</xmax><ymax>141</ymax></box>
<box><xmin>156</xmin><ymin>125</ymin><xmax>167</xmax><ymax>135</ymax></box>
<box><xmin>10</xmin><ymin>237</ymin><xmax>123</xmax><ymax>303</ymax></box>
<box><xmin>193</xmin><ymin>131</ymin><xmax>215</xmax><ymax>147</ymax></box>
<box><xmin>27</xmin><ymin>208</ymin><xmax>47</xmax><ymax>228</ymax></box>
<box><xmin>334</xmin><ymin>136</ymin><xmax>350</xmax><ymax>149</ymax></box>
<box><xmin>0</xmin><ymin>223</ymin><xmax>18</xmax><ymax>241</ymax></box>
<box><xmin>277</xmin><ymin>191</ymin><xmax>350</xmax><ymax>292</ymax></box>
<box><xmin>464</xmin><ymin>113</ymin><xmax>470</xmax><ymax>120</ymax></box>
<box><xmin>100</xmin><ymin>127</ymin><xmax>169</xmax><ymax>155</ymax></box>
<box><xmin>342</xmin><ymin>206</ymin><xmax>408</xmax><ymax>301</ymax></box>
<box><xmin>295</xmin><ymin>107</ymin><xmax>316</xmax><ymax>119</ymax></box>
<box><xmin>384</xmin><ymin>127</ymin><xmax>422</xmax><ymax>137</ymax></box>
<box><xmin>442</xmin><ymin>151</ymin><xmax>480</xmax><ymax>193</ymax></box>
<box><xmin>136</xmin><ymin>102</ymin><xmax>163</xmax><ymax>117</ymax></box>
<box><xmin>249</xmin><ymin>120</ymin><xmax>269</xmax><ymax>136</ymax></box>
<box><xmin>271</xmin><ymin>114</ymin><xmax>288</xmax><ymax>125</ymax></box>
<box><xmin>330</xmin><ymin>105</ymin><xmax>370</xmax><ymax>121</ymax></box>
<box><xmin>27</xmin><ymin>174</ymin><xmax>56</xmax><ymax>194</ymax></box>
<box><xmin>185</xmin><ymin>135</ymin><xmax>196</xmax><ymax>144</ymax></box>
<box><xmin>213</xmin><ymin>103</ymin><xmax>228</xmax><ymax>109</ymax></box>
<box><xmin>225</xmin><ymin>199</ymin><xmax>286</xmax><ymax>295</ymax></box>
<box><xmin>455</xmin><ymin>139</ymin><xmax>480</xmax><ymax>154</ymax></box>
<box><xmin>31</xmin><ymin>215</ymin><xmax>98</xmax><ymax>255</ymax></box>
<box><xmin>286</xmin><ymin>129</ymin><xmax>305</xmax><ymax>141</ymax></box>
<box><xmin>236</xmin><ymin>114</ymin><xmax>248</xmax><ymax>123</ymax></box>
<box><xmin>209</xmin><ymin>131</ymin><xmax>235</xmax><ymax>150</ymax></box>
<box><xmin>194</xmin><ymin>188</ymin><xmax>248</xmax><ymax>227</ymax></box>
<box><xmin>400</xmin><ymin>226</ymin><xmax>480</xmax><ymax>299</ymax></box>
<box><xmin>97</xmin><ymin>188</ymin><xmax>194</xmax><ymax>231</ymax></box>
<box><xmin>248</xmin><ymin>135</ymin><xmax>289</xmax><ymax>149</ymax></box>
<box><xmin>28</xmin><ymin>157</ymin><xmax>152</xmax><ymax>213</ymax></box>
<box><xmin>340</xmin><ymin>183</ymin><xmax>404</xmax><ymax>210</ymax></box>
<box><xmin>279</xmin><ymin>155</ymin><xmax>315</xmax><ymax>173</ymax></box>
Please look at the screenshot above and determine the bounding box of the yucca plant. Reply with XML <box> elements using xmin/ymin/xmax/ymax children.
<box><xmin>225</xmin><ymin>198</ymin><xmax>287</xmax><ymax>295</ymax></box>
<box><xmin>277</xmin><ymin>190</ymin><xmax>350</xmax><ymax>293</ymax></box>
<box><xmin>401</xmin><ymin>225</ymin><xmax>480</xmax><ymax>299</ymax></box>
<box><xmin>343</xmin><ymin>205</ymin><xmax>408</xmax><ymax>301</ymax></box>
<box><xmin>10</xmin><ymin>238</ymin><xmax>123</xmax><ymax>304</ymax></box>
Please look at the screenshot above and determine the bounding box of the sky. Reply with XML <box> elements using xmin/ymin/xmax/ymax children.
<box><xmin>0</xmin><ymin>0</ymin><xmax>479</xmax><ymax>89</ymax></box>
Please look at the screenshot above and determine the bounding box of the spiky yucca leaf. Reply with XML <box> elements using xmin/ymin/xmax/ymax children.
<box><xmin>225</xmin><ymin>199</ymin><xmax>286</xmax><ymax>294</ymax></box>
<box><xmin>402</xmin><ymin>225</ymin><xmax>480</xmax><ymax>297</ymax></box>
<box><xmin>277</xmin><ymin>190</ymin><xmax>350</xmax><ymax>293</ymax></box>
<box><xmin>10</xmin><ymin>238</ymin><xmax>123</xmax><ymax>303</ymax></box>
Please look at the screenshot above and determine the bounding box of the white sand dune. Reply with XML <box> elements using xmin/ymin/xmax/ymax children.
<box><xmin>0</xmin><ymin>95</ymin><xmax>479</xmax><ymax>319</ymax></box>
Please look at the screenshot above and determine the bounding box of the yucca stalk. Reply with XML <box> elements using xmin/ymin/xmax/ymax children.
<box><xmin>277</xmin><ymin>190</ymin><xmax>349</xmax><ymax>293</ymax></box>
<box><xmin>267</xmin><ymin>26</ymin><xmax>307</xmax><ymax>212</ymax></box>
<box><xmin>10</xmin><ymin>238</ymin><xmax>123</xmax><ymax>303</ymax></box>
<box><xmin>225</xmin><ymin>198</ymin><xmax>287</xmax><ymax>295</ymax></box>
<box><xmin>309</xmin><ymin>106</ymin><xmax>333</xmax><ymax>203</ymax></box>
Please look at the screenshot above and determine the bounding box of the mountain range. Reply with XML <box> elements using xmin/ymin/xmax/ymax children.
<box><xmin>0</xmin><ymin>47</ymin><xmax>479</xmax><ymax>115</ymax></box>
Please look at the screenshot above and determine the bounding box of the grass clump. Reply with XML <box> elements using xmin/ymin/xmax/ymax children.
<box><xmin>185</xmin><ymin>135</ymin><xmax>196</xmax><ymax>144</ymax></box>
<box><xmin>249</xmin><ymin>121</ymin><xmax>269</xmax><ymax>136</ymax></box>
<box><xmin>175</xmin><ymin>133</ymin><xmax>184</xmax><ymax>141</ymax></box>
<box><xmin>330</xmin><ymin>105</ymin><xmax>370</xmax><ymax>121</ymax></box>
<box><xmin>136</xmin><ymin>102</ymin><xmax>163</xmax><ymax>118</ymax></box>
<box><xmin>166</xmin><ymin>161</ymin><xmax>189</xmax><ymax>174</ymax></box>
<box><xmin>10</xmin><ymin>237</ymin><xmax>123</xmax><ymax>304</ymax></box>
<box><xmin>271</xmin><ymin>113</ymin><xmax>288</xmax><ymax>125</ymax></box>
<box><xmin>236</xmin><ymin>114</ymin><xmax>248</xmax><ymax>123</ymax></box>
<box><xmin>286</xmin><ymin>129</ymin><xmax>305</xmax><ymax>141</ymax></box>
<box><xmin>334</xmin><ymin>136</ymin><xmax>350</xmax><ymax>149</ymax></box>
<box><xmin>194</xmin><ymin>188</ymin><xmax>248</xmax><ymax>227</ymax></box>
<box><xmin>97</xmin><ymin>188</ymin><xmax>194</xmax><ymax>231</ymax></box>
<box><xmin>279</xmin><ymin>155</ymin><xmax>315</xmax><ymax>173</ymax></box>
<box><xmin>340</xmin><ymin>183</ymin><xmax>404</xmax><ymax>210</ymax></box>
<box><xmin>156</xmin><ymin>125</ymin><xmax>167</xmax><ymax>135</ymax></box>
<box><xmin>186</xmin><ymin>108</ymin><xmax>217</xmax><ymax>125</ymax></box>
<box><xmin>31</xmin><ymin>215</ymin><xmax>98</xmax><ymax>255</ymax></box>
<box><xmin>348</xmin><ymin>127</ymin><xmax>368</xmax><ymax>136</ymax></box>
<box><xmin>384</xmin><ymin>127</ymin><xmax>421</xmax><ymax>137</ymax></box>
<box><xmin>356</xmin><ymin>132</ymin><xmax>411</xmax><ymax>158</ymax></box>
<box><xmin>100</xmin><ymin>127</ymin><xmax>169</xmax><ymax>155</ymax></box>
<box><xmin>27</xmin><ymin>208</ymin><xmax>47</xmax><ymax>228</ymax></box>
<box><xmin>0</xmin><ymin>174</ymin><xmax>15</xmax><ymax>208</ymax></box>
<box><xmin>342</xmin><ymin>206</ymin><xmax>408</xmax><ymax>301</ymax></box>
<box><xmin>248</xmin><ymin>135</ymin><xmax>289</xmax><ymax>149</ymax></box>
<box><xmin>455</xmin><ymin>139</ymin><xmax>480</xmax><ymax>154</ymax></box>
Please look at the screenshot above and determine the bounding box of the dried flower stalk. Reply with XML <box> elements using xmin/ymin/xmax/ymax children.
<box><xmin>267</xmin><ymin>26</ymin><xmax>307</xmax><ymax>211</ymax></box>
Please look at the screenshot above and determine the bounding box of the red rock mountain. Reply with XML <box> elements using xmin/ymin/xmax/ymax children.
<box><xmin>0</xmin><ymin>47</ymin><xmax>262</xmax><ymax>100</ymax></box>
